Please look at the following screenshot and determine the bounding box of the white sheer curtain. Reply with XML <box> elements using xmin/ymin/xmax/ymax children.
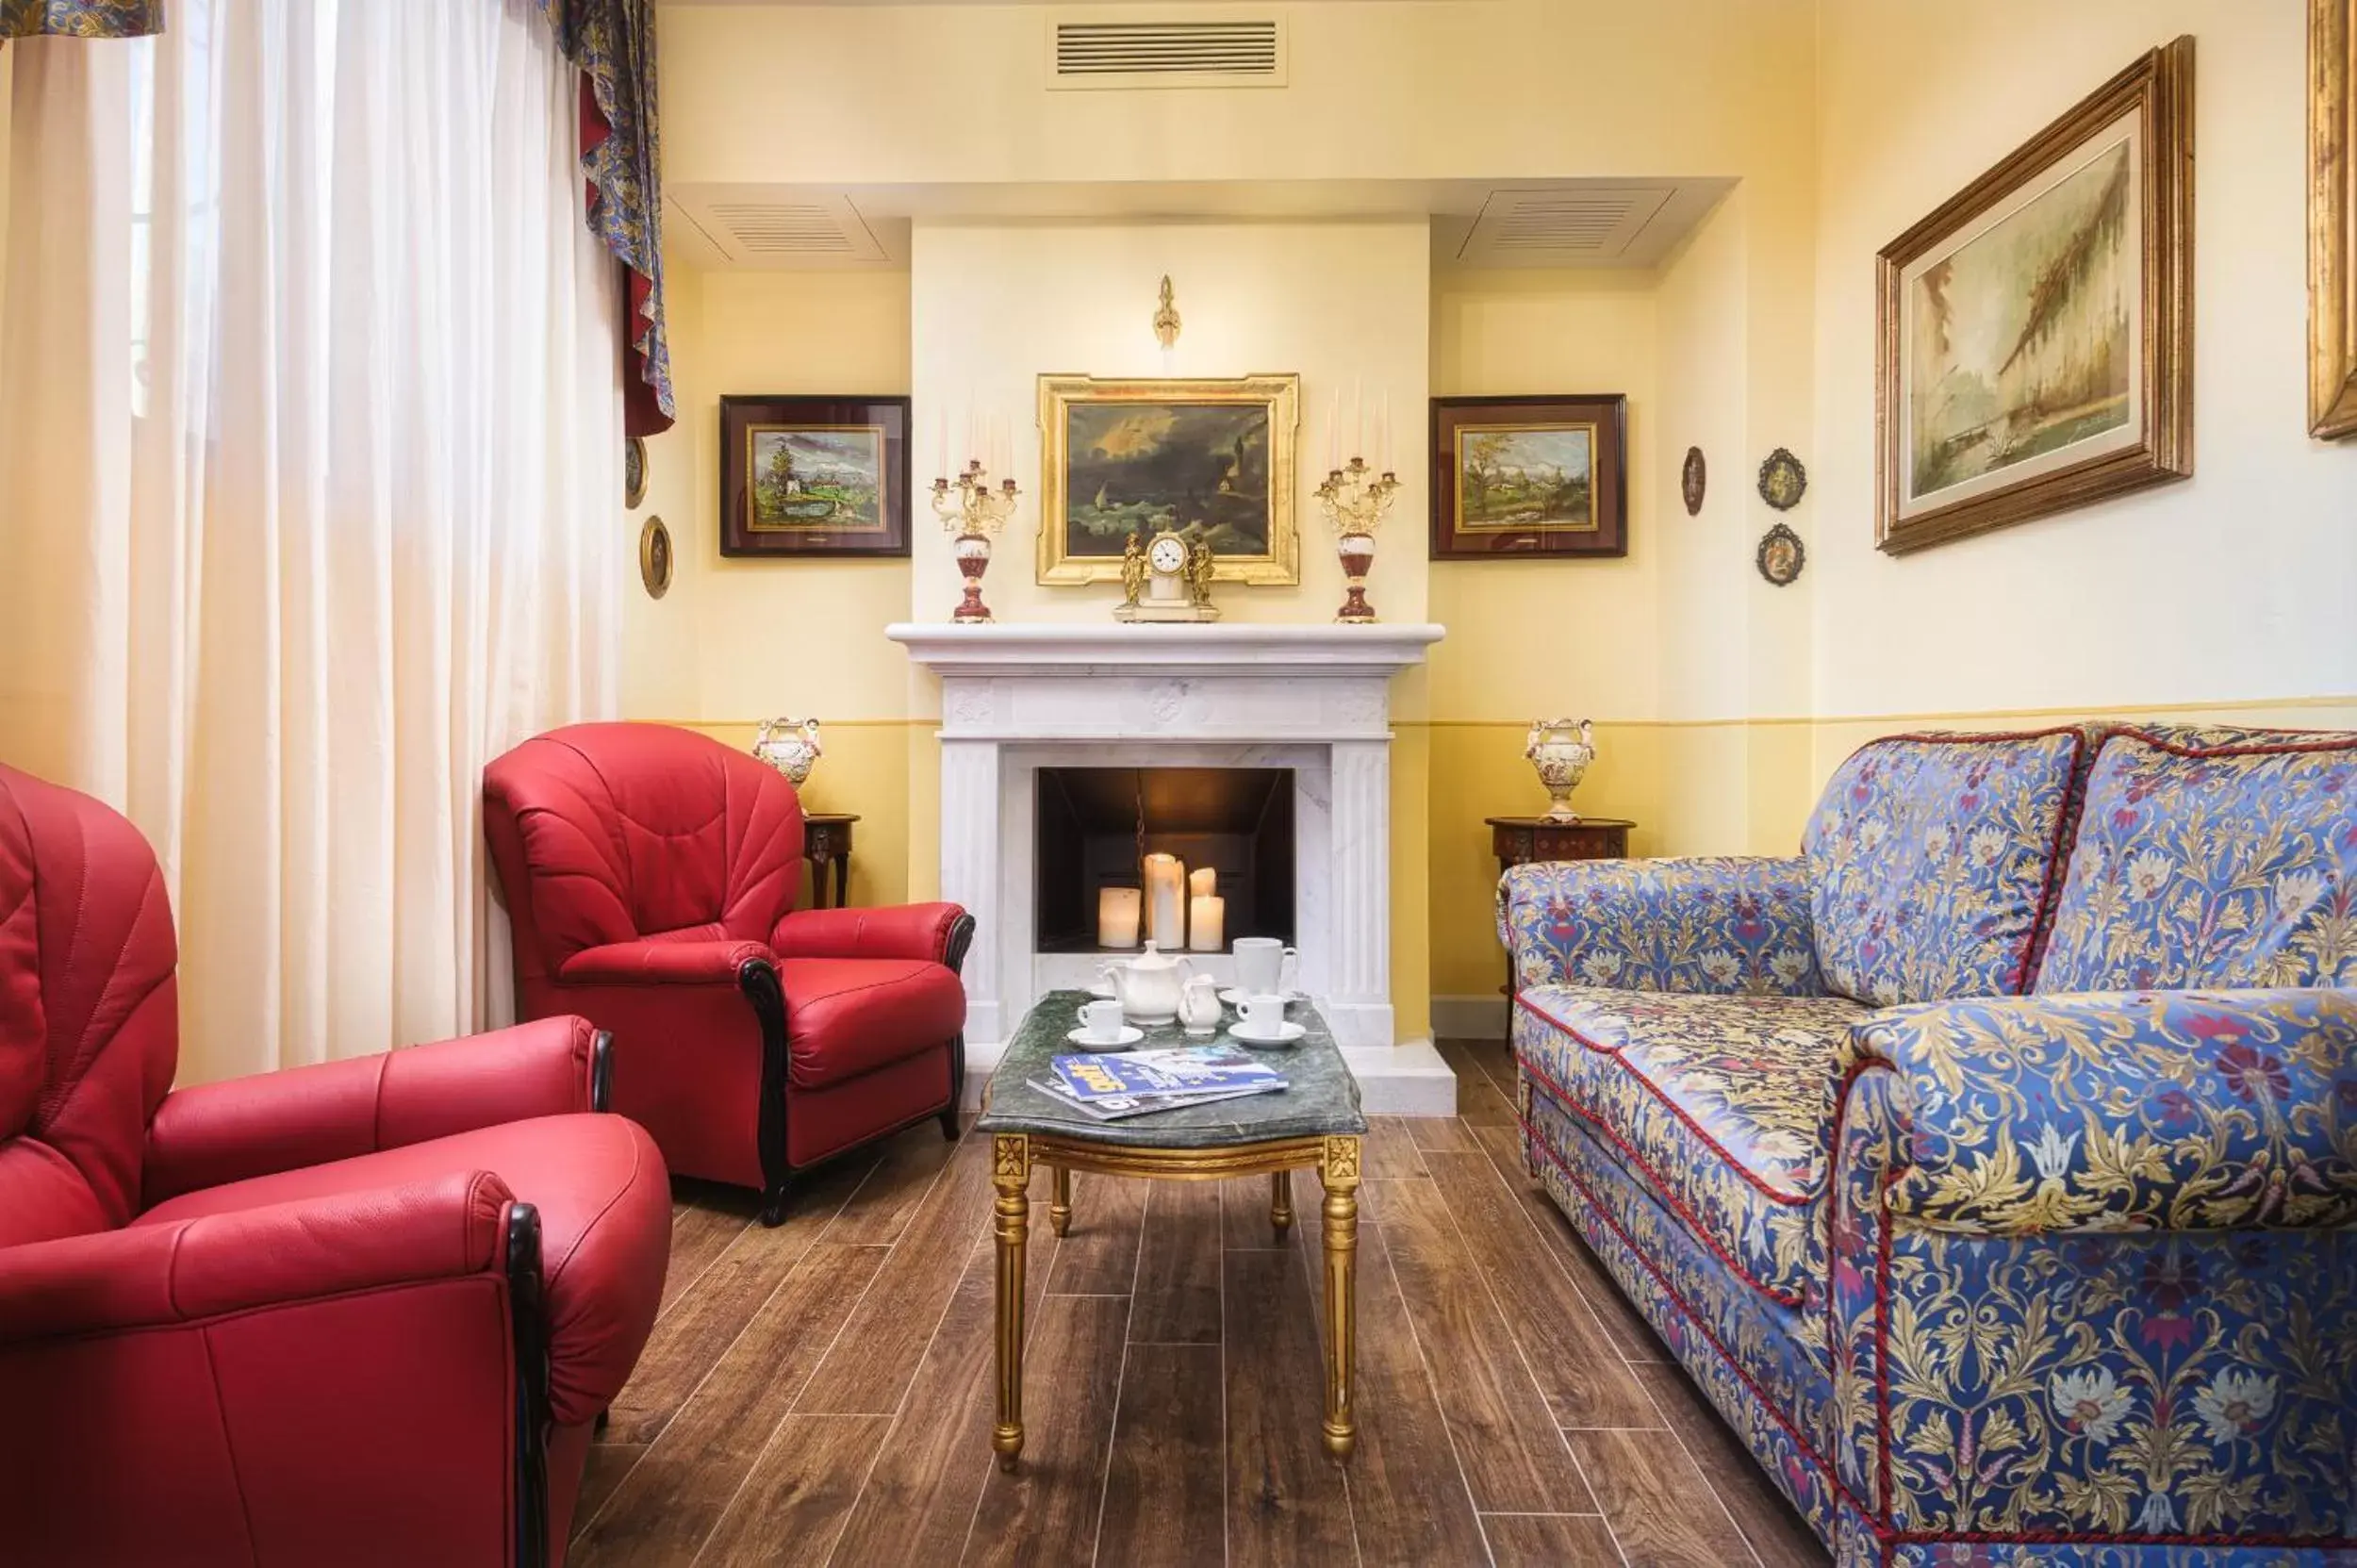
<box><xmin>0</xmin><ymin>0</ymin><xmax>621</xmax><ymax>1084</ymax></box>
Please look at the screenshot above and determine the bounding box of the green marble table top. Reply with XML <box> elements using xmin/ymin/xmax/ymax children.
<box><xmin>976</xmin><ymin>989</ymin><xmax>1367</xmax><ymax>1148</ymax></box>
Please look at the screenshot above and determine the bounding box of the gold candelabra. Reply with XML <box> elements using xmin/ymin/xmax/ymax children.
<box><xmin>1314</xmin><ymin>456</ymin><xmax>1399</xmax><ymax>623</ymax></box>
<box><xmin>931</xmin><ymin>459</ymin><xmax>1021</xmax><ymax>623</ymax></box>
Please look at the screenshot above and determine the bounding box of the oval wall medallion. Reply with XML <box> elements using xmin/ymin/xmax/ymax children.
<box><xmin>638</xmin><ymin>514</ymin><xmax>673</xmax><ymax>600</ymax></box>
<box><xmin>1680</xmin><ymin>446</ymin><xmax>1706</xmax><ymax>516</ymax></box>
<box><xmin>1756</xmin><ymin>447</ymin><xmax>1806</xmax><ymax>511</ymax></box>
<box><xmin>624</xmin><ymin>436</ymin><xmax>649</xmax><ymax>510</ymax></box>
<box><xmin>1755</xmin><ymin>521</ymin><xmax>1805</xmax><ymax>586</ymax></box>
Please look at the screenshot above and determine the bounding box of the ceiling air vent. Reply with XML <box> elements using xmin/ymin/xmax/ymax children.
<box><xmin>664</xmin><ymin>188</ymin><xmax>889</xmax><ymax>269</ymax></box>
<box><xmin>1048</xmin><ymin>8</ymin><xmax>1285</xmax><ymax>91</ymax></box>
<box><xmin>1458</xmin><ymin>185</ymin><xmax>1678</xmax><ymax>266</ymax></box>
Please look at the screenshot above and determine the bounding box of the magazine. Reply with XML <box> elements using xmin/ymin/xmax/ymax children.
<box><xmin>1028</xmin><ymin>1077</ymin><xmax>1286</xmax><ymax>1123</ymax></box>
<box><xmin>1051</xmin><ymin>1044</ymin><xmax>1287</xmax><ymax>1104</ymax></box>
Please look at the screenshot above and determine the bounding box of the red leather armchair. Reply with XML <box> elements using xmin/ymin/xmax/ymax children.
<box><xmin>483</xmin><ymin>722</ymin><xmax>974</xmax><ymax>1225</ymax></box>
<box><xmin>0</xmin><ymin>764</ymin><xmax>670</xmax><ymax>1568</ymax></box>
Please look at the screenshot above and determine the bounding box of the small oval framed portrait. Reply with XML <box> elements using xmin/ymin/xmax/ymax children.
<box><xmin>1680</xmin><ymin>446</ymin><xmax>1706</xmax><ymax>516</ymax></box>
<box><xmin>624</xmin><ymin>437</ymin><xmax>649</xmax><ymax>510</ymax></box>
<box><xmin>1755</xmin><ymin>521</ymin><xmax>1805</xmax><ymax>586</ymax></box>
<box><xmin>638</xmin><ymin>514</ymin><xmax>673</xmax><ymax>600</ymax></box>
<box><xmin>1756</xmin><ymin>447</ymin><xmax>1806</xmax><ymax>511</ymax></box>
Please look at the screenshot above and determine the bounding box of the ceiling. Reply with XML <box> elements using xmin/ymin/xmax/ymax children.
<box><xmin>663</xmin><ymin>177</ymin><xmax>1735</xmax><ymax>272</ymax></box>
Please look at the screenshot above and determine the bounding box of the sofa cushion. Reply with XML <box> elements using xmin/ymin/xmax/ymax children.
<box><xmin>2037</xmin><ymin>729</ymin><xmax>2357</xmax><ymax>993</ymax></box>
<box><xmin>1513</xmin><ymin>984</ymin><xmax>1871</xmax><ymax>1304</ymax></box>
<box><xmin>776</xmin><ymin>956</ymin><xmax>965</xmax><ymax>1090</ymax></box>
<box><xmin>1803</xmin><ymin>729</ymin><xmax>2085</xmax><ymax>1006</ymax></box>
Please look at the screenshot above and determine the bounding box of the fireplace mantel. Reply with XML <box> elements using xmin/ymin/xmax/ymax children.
<box><xmin>887</xmin><ymin>622</ymin><xmax>1445</xmax><ymax>680</ymax></box>
<box><xmin>888</xmin><ymin>619</ymin><xmax>1453</xmax><ymax>1114</ymax></box>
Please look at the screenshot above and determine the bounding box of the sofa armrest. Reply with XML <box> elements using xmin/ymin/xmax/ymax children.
<box><xmin>771</xmin><ymin>903</ymin><xmax>973</xmax><ymax>969</ymax></box>
<box><xmin>1857</xmin><ymin>988</ymin><xmax>2357</xmax><ymax>1235</ymax></box>
<box><xmin>0</xmin><ymin>1172</ymin><xmax>515</xmax><ymax>1342</ymax></box>
<box><xmin>142</xmin><ymin>1016</ymin><xmax>607</xmax><ymax>1205</ymax></box>
<box><xmin>1496</xmin><ymin>855</ymin><xmax>1823</xmax><ymax>995</ymax></box>
<box><xmin>557</xmin><ymin>936</ymin><xmax>774</xmax><ymax>986</ymax></box>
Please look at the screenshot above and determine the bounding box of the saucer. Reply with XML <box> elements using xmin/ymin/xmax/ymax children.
<box><xmin>1228</xmin><ymin>1019</ymin><xmax>1305</xmax><ymax>1047</ymax></box>
<box><xmin>1218</xmin><ymin>987</ymin><xmax>1307</xmax><ymax>1008</ymax></box>
<box><xmin>1067</xmin><ymin>1025</ymin><xmax>1145</xmax><ymax>1049</ymax></box>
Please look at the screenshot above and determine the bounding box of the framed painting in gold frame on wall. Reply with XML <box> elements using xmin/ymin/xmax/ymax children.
<box><xmin>1876</xmin><ymin>38</ymin><xmax>2194</xmax><ymax>554</ymax></box>
<box><xmin>2314</xmin><ymin>0</ymin><xmax>2357</xmax><ymax>439</ymax></box>
<box><xmin>1035</xmin><ymin>373</ymin><xmax>1300</xmax><ymax>586</ymax></box>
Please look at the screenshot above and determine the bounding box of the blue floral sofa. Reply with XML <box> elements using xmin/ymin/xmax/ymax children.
<box><xmin>1497</xmin><ymin>725</ymin><xmax>2356</xmax><ymax>1568</ymax></box>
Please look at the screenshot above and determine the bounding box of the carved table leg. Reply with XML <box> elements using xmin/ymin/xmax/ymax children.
<box><xmin>992</xmin><ymin>1134</ymin><xmax>1031</xmax><ymax>1472</ymax></box>
<box><xmin>1049</xmin><ymin>1165</ymin><xmax>1072</xmax><ymax>1238</ymax></box>
<box><xmin>1319</xmin><ymin>1134</ymin><xmax>1361</xmax><ymax>1461</ymax></box>
<box><xmin>1269</xmin><ymin>1170</ymin><xmax>1294</xmax><ymax>1237</ymax></box>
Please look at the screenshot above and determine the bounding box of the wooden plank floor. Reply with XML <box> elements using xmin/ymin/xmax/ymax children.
<box><xmin>568</xmin><ymin>1040</ymin><xmax>1828</xmax><ymax>1568</ymax></box>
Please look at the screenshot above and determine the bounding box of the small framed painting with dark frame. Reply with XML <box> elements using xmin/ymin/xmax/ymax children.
<box><xmin>1430</xmin><ymin>394</ymin><xmax>1627</xmax><ymax>559</ymax></box>
<box><xmin>719</xmin><ymin>394</ymin><xmax>912</xmax><ymax>558</ymax></box>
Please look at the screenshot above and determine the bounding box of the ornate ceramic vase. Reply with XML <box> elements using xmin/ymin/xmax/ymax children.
<box><xmin>1525</xmin><ymin>718</ymin><xmax>1596</xmax><ymax>821</ymax></box>
<box><xmin>752</xmin><ymin>717</ymin><xmax>824</xmax><ymax>786</ymax></box>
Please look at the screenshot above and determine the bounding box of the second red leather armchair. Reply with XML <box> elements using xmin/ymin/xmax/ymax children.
<box><xmin>484</xmin><ymin>722</ymin><xmax>974</xmax><ymax>1224</ymax></box>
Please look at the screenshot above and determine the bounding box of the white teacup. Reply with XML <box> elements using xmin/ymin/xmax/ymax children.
<box><xmin>1078</xmin><ymin>999</ymin><xmax>1126</xmax><ymax>1043</ymax></box>
<box><xmin>1240</xmin><ymin>993</ymin><xmax>1289</xmax><ymax>1034</ymax></box>
<box><xmin>1233</xmin><ymin>937</ymin><xmax>1298</xmax><ymax>997</ymax></box>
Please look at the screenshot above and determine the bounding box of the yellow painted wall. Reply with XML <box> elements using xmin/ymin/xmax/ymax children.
<box><xmin>623</xmin><ymin>265</ymin><xmax>927</xmax><ymax>918</ymax></box>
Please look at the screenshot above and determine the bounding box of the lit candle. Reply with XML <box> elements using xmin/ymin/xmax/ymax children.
<box><xmin>1187</xmin><ymin>894</ymin><xmax>1225</xmax><ymax>952</ymax></box>
<box><xmin>1143</xmin><ymin>853</ymin><xmax>1186</xmax><ymax>950</ymax></box>
<box><xmin>1188</xmin><ymin>867</ymin><xmax>1216</xmax><ymax>898</ymax></box>
<box><xmin>1097</xmin><ymin>886</ymin><xmax>1142</xmax><ymax>949</ymax></box>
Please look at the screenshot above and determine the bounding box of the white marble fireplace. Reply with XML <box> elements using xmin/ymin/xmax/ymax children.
<box><xmin>888</xmin><ymin>622</ymin><xmax>1452</xmax><ymax>1112</ymax></box>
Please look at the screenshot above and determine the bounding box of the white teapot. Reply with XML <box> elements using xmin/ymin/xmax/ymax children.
<box><xmin>752</xmin><ymin>717</ymin><xmax>823</xmax><ymax>786</ymax></box>
<box><xmin>1101</xmin><ymin>940</ymin><xmax>1193</xmax><ymax>1025</ymax></box>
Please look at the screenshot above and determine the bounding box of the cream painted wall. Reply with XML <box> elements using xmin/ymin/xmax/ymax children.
<box><xmin>1</xmin><ymin>58</ymin><xmax>13</xmax><ymax>320</ymax></box>
<box><xmin>1810</xmin><ymin>1</ymin><xmax>2357</xmax><ymax>729</ymax></box>
<box><xmin>906</xmin><ymin>219</ymin><xmax>1431</xmax><ymax>636</ymax></box>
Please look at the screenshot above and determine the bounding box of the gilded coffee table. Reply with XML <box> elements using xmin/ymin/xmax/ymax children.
<box><xmin>975</xmin><ymin>989</ymin><xmax>1367</xmax><ymax>1470</ymax></box>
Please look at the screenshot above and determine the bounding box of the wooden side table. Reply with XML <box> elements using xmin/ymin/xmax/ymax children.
<box><xmin>801</xmin><ymin>812</ymin><xmax>860</xmax><ymax>909</ymax></box>
<box><xmin>1488</xmin><ymin>815</ymin><xmax>1636</xmax><ymax>998</ymax></box>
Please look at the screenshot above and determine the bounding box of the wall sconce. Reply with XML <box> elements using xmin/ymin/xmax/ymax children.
<box><xmin>1153</xmin><ymin>275</ymin><xmax>1181</xmax><ymax>349</ymax></box>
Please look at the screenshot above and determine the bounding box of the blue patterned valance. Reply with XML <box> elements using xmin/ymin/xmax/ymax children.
<box><xmin>536</xmin><ymin>0</ymin><xmax>673</xmax><ymax>435</ymax></box>
<box><xmin>0</xmin><ymin>0</ymin><xmax>160</xmax><ymax>37</ymax></box>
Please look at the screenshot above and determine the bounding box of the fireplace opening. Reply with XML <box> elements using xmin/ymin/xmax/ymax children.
<box><xmin>1034</xmin><ymin>767</ymin><xmax>1294</xmax><ymax>954</ymax></box>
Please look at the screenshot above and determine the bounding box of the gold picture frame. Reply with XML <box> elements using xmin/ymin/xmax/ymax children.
<box><xmin>2314</xmin><ymin>0</ymin><xmax>2357</xmax><ymax>438</ymax></box>
<box><xmin>1036</xmin><ymin>373</ymin><xmax>1300</xmax><ymax>586</ymax></box>
<box><xmin>1876</xmin><ymin>38</ymin><xmax>2194</xmax><ymax>554</ymax></box>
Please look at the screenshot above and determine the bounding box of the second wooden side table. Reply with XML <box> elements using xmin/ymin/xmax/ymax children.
<box><xmin>801</xmin><ymin>811</ymin><xmax>860</xmax><ymax>909</ymax></box>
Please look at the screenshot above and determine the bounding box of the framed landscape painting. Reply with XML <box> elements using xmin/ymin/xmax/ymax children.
<box><xmin>1429</xmin><ymin>394</ymin><xmax>1627</xmax><ymax>559</ymax></box>
<box><xmin>1036</xmin><ymin>373</ymin><xmax>1299</xmax><ymax>586</ymax></box>
<box><xmin>2315</xmin><ymin>0</ymin><xmax>2357</xmax><ymax>439</ymax></box>
<box><xmin>1876</xmin><ymin>38</ymin><xmax>2193</xmax><ymax>554</ymax></box>
<box><xmin>719</xmin><ymin>395</ymin><xmax>912</xmax><ymax>558</ymax></box>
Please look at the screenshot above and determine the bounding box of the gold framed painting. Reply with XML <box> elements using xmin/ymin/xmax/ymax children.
<box><xmin>1876</xmin><ymin>38</ymin><xmax>2194</xmax><ymax>555</ymax></box>
<box><xmin>2314</xmin><ymin>0</ymin><xmax>2357</xmax><ymax>438</ymax></box>
<box><xmin>1036</xmin><ymin>373</ymin><xmax>1300</xmax><ymax>586</ymax></box>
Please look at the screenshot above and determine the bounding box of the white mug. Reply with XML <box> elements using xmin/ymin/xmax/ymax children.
<box><xmin>1078</xmin><ymin>999</ymin><xmax>1125</xmax><ymax>1043</ymax></box>
<box><xmin>1232</xmin><ymin>937</ymin><xmax>1298</xmax><ymax>997</ymax></box>
<box><xmin>1241</xmin><ymin>993</ymin><xmax>1289</xmax><ymax>1033</ymax></box>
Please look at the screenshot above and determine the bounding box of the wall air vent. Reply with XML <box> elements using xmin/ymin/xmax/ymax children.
<box><xmin>1457</xmin><ymin>185</ymin><xmax>1678</xmax><ymax>266</ymax></box>
<box><xmin>1048</xmin><ymin>8</ymin><xmax>1285</xmax><ymax>91</ymax></box>
<box><xmin>663</xmin><ymin>188</ymin><xmax>890</xmax><ymax>270</ymax></box>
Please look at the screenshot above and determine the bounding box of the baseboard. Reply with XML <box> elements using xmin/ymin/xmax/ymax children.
<box><xmin>960</xmin><ymin>1035</ymin><xmax>1460</xmax><ymax>1116</ymax></box>
<box><xmin>1432</xmin><ymin>993</ymin><xmax>1508</xmax><ymax>1041</ymax></box>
